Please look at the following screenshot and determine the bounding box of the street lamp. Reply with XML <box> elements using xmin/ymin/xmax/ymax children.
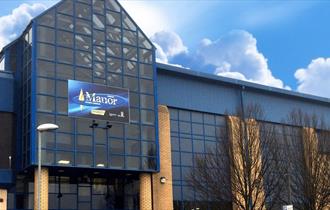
<box><xmin>36</xmin><ymin>123</ymin><xmax>59</xmax><ymax>210</ymax></box>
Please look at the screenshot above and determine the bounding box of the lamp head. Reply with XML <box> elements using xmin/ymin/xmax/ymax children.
<box><xmin>37</xmin><ymin>123</ymin><xmax>59</xmax><ymax>132</ymax></box>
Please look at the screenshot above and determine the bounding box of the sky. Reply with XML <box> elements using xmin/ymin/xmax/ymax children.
<box><xmin>1</xmin><ymin>0</ymin><xmax>330</xmax><ymax>98</ymax></box>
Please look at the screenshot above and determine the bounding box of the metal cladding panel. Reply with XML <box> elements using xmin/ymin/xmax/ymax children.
<box><xmin>244</xmin><ymin>91</ymin><xmax>330</xmax><ymax>125</ymax></box>
<box><xmin>157</xmin><ymin>66</ymin><xmax>330</xmax><ymax>125</ymax></box>
<box><xmin>0</xmin><ymin>72</ymin><xmax>14</xmax><ymax>112</ymax></box>
<box><xmin>157</xmin><ymin>70</ymin><xmax>240</xmax><ymax>114</ymax></box>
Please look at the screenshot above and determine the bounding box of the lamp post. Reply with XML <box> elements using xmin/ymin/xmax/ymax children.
<box><xmin>36</xmin><ymin>123</ymin><xmax>59</xmax><ymax>210</ymax></box>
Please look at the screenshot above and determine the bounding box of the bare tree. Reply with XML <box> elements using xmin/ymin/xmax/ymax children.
<box><xmin>283</xmin><ymin>109</ymin><xmax>330</xmax><ymax>210</ymax></box>
<box><xmin>188</xmin><ymin>104</ymin><xmax>287</xmax><ymax>210</ymax></box>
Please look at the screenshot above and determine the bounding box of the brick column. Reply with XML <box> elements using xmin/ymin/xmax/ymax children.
<box><xmin>34</xmin><ymin>167</ymin><xmax>49</xmax><ymax>210</ymax></box>
<box><xmin>227</xmin><ymin>116</ymin><xmax>265</xmax><ymax>210</ymax></box>
<box><xmin>152</xmin><ymin>105</ymin><xmax>173</xmax><ymax>210</ymax></box>
<box><xmin>140</xmin><ymin>173</ymin><xmax>152</xmax><ymax>210</ymax></box>
<box><xmin>0</xmin><ymin>189</ymin><xmax>7</xmax><ymax>210</ymax></box>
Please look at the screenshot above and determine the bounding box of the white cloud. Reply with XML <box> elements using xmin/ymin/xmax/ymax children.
<box><xmin>198</xmin><ymin>30</ymin><xmax>289</xmax><ymax>89</ymax></box>
<box><xmin>150</xmin><ymin>30</ymin><xmax>188</xmax><ymax>63</ymax></box>
<box><xmin>118</xmin><ymin>1</ymin><xmax>170</xmax><ymax>37</ymax></box>
<box><xmin>0</xmin><ymin>3</ymin><xmax>46</xmax><ymax>50</ymax></box>
<box><xmin>295</xmin><ymin>58</ymin><xmax>330</xmax><ymax>98</ymax></box>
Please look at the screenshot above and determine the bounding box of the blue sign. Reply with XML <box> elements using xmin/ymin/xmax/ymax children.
<box><xmin>68</xmin><ymin>80</ymin><xmax>130</xmax><ymax>123</ymax></box>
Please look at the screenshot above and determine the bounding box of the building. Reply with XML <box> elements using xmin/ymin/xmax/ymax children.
<box><xmin>0</xmin><ymin>0</ymin><xmax>329</xmax><ymax>210</ymax></box>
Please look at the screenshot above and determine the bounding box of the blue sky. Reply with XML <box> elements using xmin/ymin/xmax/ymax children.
<box><xmin>1</xmin><ymin>0</ymin><xmax>330</xmax><ymax>98</ymax></box>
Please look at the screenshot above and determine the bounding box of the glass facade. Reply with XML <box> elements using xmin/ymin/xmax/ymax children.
<box><xmin>7</xmin><ymin>173</ymin><xmax>139</xmax><ymax>210</ymax></box>
<box><xmin>30</xmin><ymin>0</ymin><xmax>157</xmax><ymax>171</ymax></box>
<box><xmin>22</xmin><ymin>26</ymin><xmax>33</xmax><ymax>168</ymax></box>
<box><xmin>169</xmin><ymin>108</ymin><xmax>229</xmax><ymax>210</ymax></box>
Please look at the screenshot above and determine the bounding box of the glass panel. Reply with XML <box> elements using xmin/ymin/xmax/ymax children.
<box><xmin>41</xmin><ymin>150</ymin><xmax>54</xmax><ymax>165</ymax></box>
<box><xmin>204</xmin><ymin>114</ymin><xmax>215</xmax><ymax>124</ymax></box>
<box><xmin>77</xmin><ymin>118</ymin><xmax>93</xmax><ymax>134</ymax></box>
<box><xmin>93</xmin><ymin>14</ymin><xmax>105</xmax><ymax>30</ymax></box>
<box><xmin>107</xmin><ymin>42</ymin><xmax>122</xmax><ymax>57</ymax></box>
<box><xmin>94</xmin><ymin>62</ymin><xmax>105</xmax><ymax>78</ymax></box>
<box><xmin>37</xmin><ymin>26</ymin><xmax>55</xmax><ymax>44</ymax></box>
<box><xmin>142</xmin><ymin>157</ymin><xmax>156</xmax><ymax>170</ymax></box>
<box><xmin>193</xmin><ymin>140</ymin><xmax>205</xmax><ymax>153</ymax></box>
<box><xmin>110</xmin><ymin>139</ymin><xmax>124</xmax><ymax>154</ymax></box>
<box><xmin>179</xmin><ymin>110</ymin><xmax>190</xmax><ymax>121</ymax></box>
<box><xmin>60</xmin><ymin>194</ymin><xmax>77</xmax><ymax>208</ymax></box>
<box><xmin>57</xmin><ymin>47</ymin><xmax>73</xmax><ymax>64</ymax></box>
<box><xmin>106</xmin><ymin>11</ymin><xmax>121</xmax><ymax>27</ymax></box>
<box><xmin>57</xmin><ymin>30</ymin><xmax>73</xmax><ymax>47</ymax></box>
<box><xmin>76</xmin><ymin>67</ymin><xmax>92</xmax><ymax>82</ymax></box>
<box><xmin>139</xmin><ymin>64</ymin><xmax>153</xmax><ymax>79</ymax></box>
<box><xmin>56</xmin><ymin>115</ymin><xmax>73</xmax><ymax>133</ymax></box>
<box><xmin>204</xmin><ymin>125</ymin><xmax>215</xmax><ymax>136</ymax></box>
<box><xmin>109</xmin><ymin>155</ymin><xmax>124</xmax><ymax>168</ymax></box>
<box><xmin>124</xmin><ymin>76</ymin><xmax>138</xmax><ymax>92</ymax></box>
<box><xmin>180</xmin><ymin>138</ymin><xmax>192</xmax><ymax>152</ymax></box>
<box><xmin>57</xmin><ymin>63</ymin><xmax>73</xmax><ymax>80</ymax></box>
<box><xmin>140</xmin><ymin>94</ymin><xmax>154</xmax><ymax>109</ymax></box>
<box><xmin>126</xmin><ymin>140</ymin><xmax>140</xmax><ymax>155</ymax></box>
<box><xmin>56</xmin><ymin>151</ymin><xmax>73</xmax><ymax>166</ymax></box>
<box><xmin>76</xmin><ymin>18</ymin><xmax>92</xmax><ymax>35</ymax></box>
<box><xmin>95</xmin><ymin>145</ymin><xmax>107</xmax><ymax>168</ymax></box>
<box><xmin>37</xmin><ymin>60</ymin><xmax>55</xmax><ymax>77</ymax></box>
<box><xmin>94</xmin><ymin>46</ymin><xmax>105</xmax><ymax>62</ymax></box>
<box><xmin>37</xmin><ymin>95</ymin><xmax>54</xmax><ymax>112</ymax></box>
<box><xmin>76</xmin><ymin>2</ymin><xmax>91</xmax><ymax>19</ymax></box>
<box><xmin>106</xmin><ymin>26</ymin><xmax>121</xmax><ymax>42</ymax></box>
<box><xmin>40</xmin><ymin>132</ymin><xmax>55</xmax><ymax>148</ymax></box>
<box><xmin>141</xmin><ymin>110</ymin><xmax>154</xmax><ymax>125</ymax></box>
<box><xmin>93</xmin><ymin>29</ymin><xmax>105</xmax><ymax>46</ymax></box>
<box><xmin>56</xmin><ymin>80</ymin><xmax>68</xmax><ymax>97</ymax></box>
<box><xmin>126</xmin><ymin>124</ymin><xmax>140</xmax><ymax>139</ymax></box>
<box><xmin>123</xmin><ymin>30</ymin><xmax>137</xmax><ymax>45</ymax></box>
<box><xmin>141</xmin><ymin>142</ymin><xmax>156</xmax><ymax>156</ymax></box>
<box><xmin>56</xmin><ymin>133</ymin><xmax>74</xmax><ymax>150</ymax></box>
<box><xmin>56</xmin><ymin>98</ymin><xmax>68</xmax><ymax>114</ymax></box>
<box><xmin>138</xmin><ymin>31</ymin><xmax>152</xmax><ymax>49</ymax></box>
<box><xmin>140</xmin><ymin>49</ymin><xmax>152</xmax><ymax>63</ymax></box>
<box><xmin>106</xmin><ymin>0</ymin><xmax>120</xmax><ymax>12</ymax></box>
<box><xmin>77</xmin><ymin>153</ymin><xmax>92</xmax><ymax>167</ymax></box>
<box><xmin>107</xmin><ymin>57</ymin><xmax>122</xmax><ymax>73</ymax></box>
<box><xmin>57</xmin><ymin>14</ymin><xmax>74</xmax><ymax>31</ymax></box>
<box><xmin>93</xmin><ymin>0</ymin><xmax>105</xmax><ymax>14</ymax></box>
<box><xmin>123</xmin><ymin>45</ymin><xmax>137</xmax><ymax>61</ymax></box>
<box><xmin>192</xmin><ymin>112</ymin><xmax>203</xmax><ymax>123</ymax></box>
<box><xmin>141</xmin><ymin>126</ymin><xmax>155</xmax><ymax>141</ymax></box>
<box><xmin>95</xmin><ymin>128</ymin><xmax>106</xmax><ymax>144</ymax></box>
<box><xmin>108</xmin><ymin>123</ymin><xmax>123</xmax><ymax>138</ymax></box>
<box><xmin>122</xmin><ymin>13</ymin><xmax>136</xmax><ymax>31</ymax></box>
<box><xmin>124</xmin><ymin>60</ymin><xmax>137</xmax><ymax>76</ymax></box>
<box><xmin>130</xmin><ymin>92</ymin><xmax>139</xmax><ymax>107</ymax></box>
<box><xmin>126</xmin><ymin>156</ymin><xmax>140</xmax><ymax>169</ymax></box>
<box><xmin>57</xmin><ymin>0</ymin><xmax>73</xmax><ymax>15</ymax></box>
<box><xmin>37</xmin><ymin>113</ymin><xmax>55</xmax><ymax>125</ymax></box>
<box><xmin>38</xmin><ymin>9</ymin><xmax>55</xmax><ymax>27</ymax></box>
<box><xmin>130</xmin><ymin>108</ymin><xmax>139</xmax><ymax>123</ymax></box>
<box><xmin>107</xmin><ymin>73</ymin><xmax>122</xmax><ymax>87</ymax></box>
<box><xmin>77</xmin><ymin>135</ymin><xmax>92</xmax><ymax>151</ymax></box>
<box><xmin>37</xmin><ymin>78</ymin><xmax>55</xmax><ymax>95</ymax></box>
<box><xmin>140</xmin><ymin>79</ymin><xmax>153</xmax><ymax>94</ymax></box>
<box><xmin>38</xmin><ymin>43</ymin><xmax>55</xmax><ymax>60</ymax></box>
<box><xmin>76</xmin><ymin>51</ymin><xmax>92</xmax><ymax>67</ymax></box>
<box><xmin>75</xmin><ymin>34</ymin><xmax>92</xmax><ymax>51</ymax></box>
